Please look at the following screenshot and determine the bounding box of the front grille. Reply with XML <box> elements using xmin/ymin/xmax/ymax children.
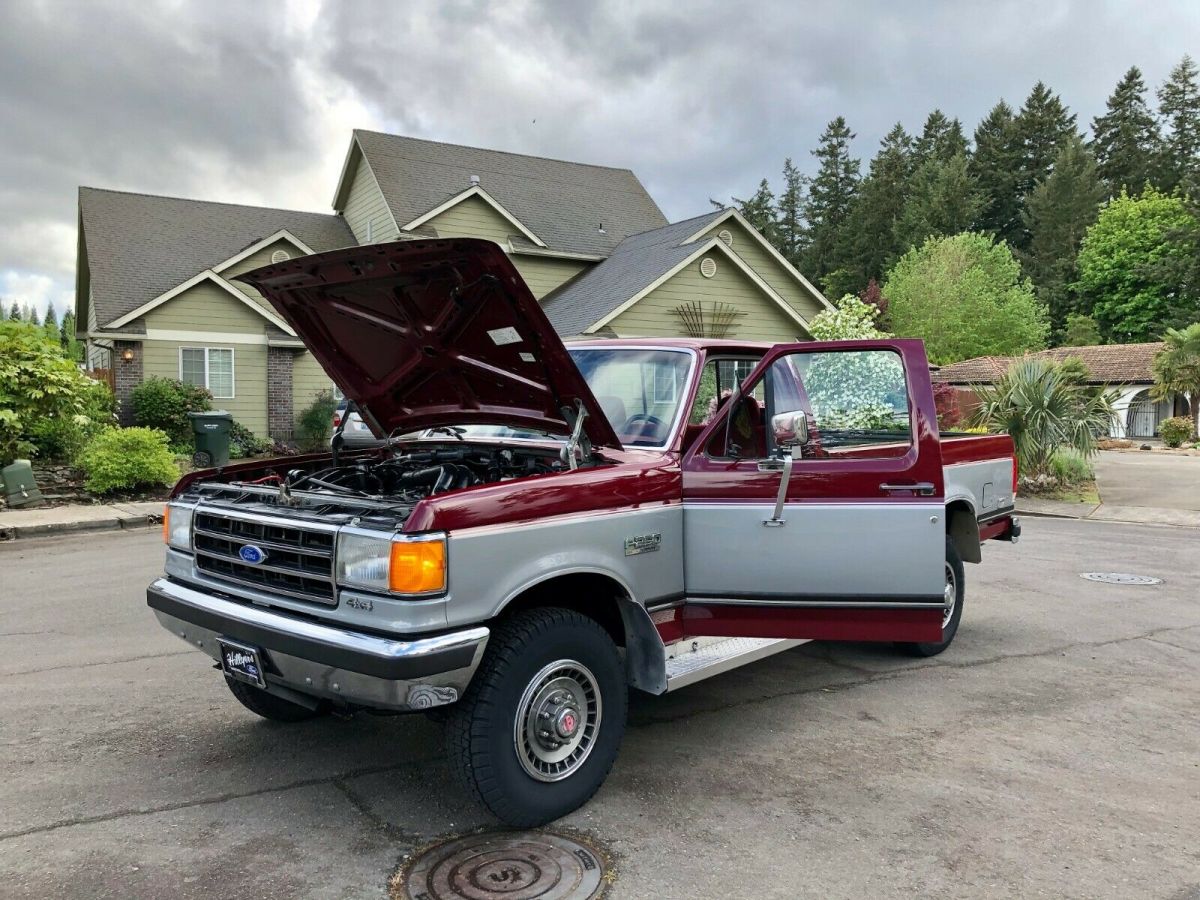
<box><xmin>193</xmin><ymin>510</ymin><xmax>337</xmax><ymax>605</ymax></box>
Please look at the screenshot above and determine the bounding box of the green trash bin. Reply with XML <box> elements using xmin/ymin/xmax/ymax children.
<box><xmin>188</xmin><ymin>410</ymin><xmax>233</xmax><ymax>468</ymax></box>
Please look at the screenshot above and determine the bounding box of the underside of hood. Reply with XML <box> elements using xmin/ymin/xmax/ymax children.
<box><xmin>236</xmin><ymin>238</ymin><xmax>621</xmax><ymax>450</ymax></box>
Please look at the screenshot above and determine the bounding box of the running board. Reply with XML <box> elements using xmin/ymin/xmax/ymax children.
<box><xmin>664</xmin><ymin>637</ymin><xmax>809</xmax><ymax>692</ymax></box>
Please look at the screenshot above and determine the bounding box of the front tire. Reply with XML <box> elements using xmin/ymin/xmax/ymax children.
<box><xmin>445</xmin><ymin>608</ymin><xmax>627</xmax><ymax>827</ymax></box>
<box><xmin>896</xmin><ymin>536</ymin><xmax>965</xmax><ymax>657</ymax></box>
<box><xmin>224</xmin><ymin>676</ymin><xmax>324</xmax><ymax>722</ymax></box>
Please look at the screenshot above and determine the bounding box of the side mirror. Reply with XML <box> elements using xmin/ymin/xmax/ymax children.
<box><xmin>772</xmin><ymin>411</ymin><xmax>809</xmax><ymax>448</ymax></box>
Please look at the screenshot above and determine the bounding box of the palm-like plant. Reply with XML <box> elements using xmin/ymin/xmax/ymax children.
<box><xmin>1151</xmin><ymin>323</ymin><xmax>1200</xmax><ymax>438</ymax></box>
<box><xmin>969</xmin><ymin>357</ymin><xmax>1117</xmax><ymax>478</ymax></box>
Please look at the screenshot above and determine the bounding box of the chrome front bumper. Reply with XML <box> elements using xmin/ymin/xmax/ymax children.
<box><xmin>147</xmin><ymin>578</ymin><xmax>489</xmax><ymax>711</ymax></box>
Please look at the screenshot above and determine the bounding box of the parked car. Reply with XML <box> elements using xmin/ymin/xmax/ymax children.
<box><xmin>333</xmin><ymin>398</ymin><xmax>385</xmax><ymax>448</ymax></box>
<box><xmin>149</xmin><ymin>239</ymin><xmax>1021</xmax><ymax>827</ymax></box>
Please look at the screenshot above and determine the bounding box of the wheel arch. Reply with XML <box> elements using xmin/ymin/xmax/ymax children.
<box><xmin>945</xmin><ymin>498</ymin><xmax>981</xmax><ymax>564</ymax></box>
<box><xmin>497</xmin><ymin>570</ymin><xmax>668</xmax><ymax>694</ymax></box>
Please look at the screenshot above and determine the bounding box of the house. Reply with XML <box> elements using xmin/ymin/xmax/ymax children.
<box><xmin>932</xmin><ymin>343</ymin><xmax>1190</xmax><ymax>439</ymax></box>
<box><xmin>77</xmin><ymin>130</ymin><xmax>830</xmax><ymax>437</ymax></box>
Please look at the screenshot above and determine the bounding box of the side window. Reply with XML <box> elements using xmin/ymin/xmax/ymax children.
<box><xmin>688</xmin><ymin>357</ymin><xmax>762</xmax><ymax>425</ymax></box>
<box><xmin>786</xmin><ymin>349</ymin><xmax>911</xmax><ymax>458</ymax></box>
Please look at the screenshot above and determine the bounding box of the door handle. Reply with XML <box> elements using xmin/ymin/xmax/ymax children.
<box><xmin>879</xmin><ymin>482</ymin><xmax>936</xmax><ymax>496</ymax></box>
<box><xmin>757</xmin><ymin>458</ymin><xmax>786</xmax><ymax>472</ymax></box>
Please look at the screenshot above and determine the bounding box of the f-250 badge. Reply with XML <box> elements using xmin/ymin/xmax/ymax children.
<box><xmin>624</xmin><ymin>533</ymin><xmax>661</xmax><ymax>556</ymax></box>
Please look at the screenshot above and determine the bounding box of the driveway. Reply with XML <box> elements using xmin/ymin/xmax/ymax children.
<box><xmin>1094</xmin><ymin>449</ymin><xmax>1200</xmax><ymax>510</ymax></box>
<box><xmin>1</xmin><ymin>522</ymin><xmax>1198</xmax><ymax>898</ymax></box>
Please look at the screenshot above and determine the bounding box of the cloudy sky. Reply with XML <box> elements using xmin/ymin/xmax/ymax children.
<box><xmin>2</xmin><ymin>0</ymin><xmax>1197</xmax><ymax>320</ymax></box>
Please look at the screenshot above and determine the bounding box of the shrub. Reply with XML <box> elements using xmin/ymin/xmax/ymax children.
<box><xmin>131</xmin><ymin>377</ymin><xmax>212</xmax><ymax>445</ymax></box>
<box><xmin>77</xmin><ymin>427</ymin><xmax>181</xmax><ymax>493</ymax></box>
<box><xmin>296</xmin><ymin>390</ymin><xmax>337</xmax><ymax>451</ymax></box>
<box><xmin>228</xmin><ymin>421</ymin><xmax>271</xmax><ymax>459</ymax></box>
<box><xmin>1049</xmin><ymin>448</ymin><xmax>1093</xmax><ymax>484</ymax></box>
<box><xmin>0</xmin><ymin>320</ymin><xmax>100</xmax><ymax>465</ymax></box>
<box><xmin>24</xmin><ymin>378</ymin><xmax>117</xmax><ymax>461</ymax></box>
<box><xmin>1159</xmin><ymin>416</ymin><xmax>1194</xmax><ymax>448</ymax></box>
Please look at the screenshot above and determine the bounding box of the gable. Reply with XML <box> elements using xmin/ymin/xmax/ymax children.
<box><xmin>511</xmin><ymin>255</ymin><xmax>592</xmax><ymax>300</ymax></box>
<box><xmin>421</xmin><ymin>194</ymin><xmax>526</xmax><ymax>243</ymax></box>
<box><xmin>142</xmin><ymin>279</ymin><xmax>276</xmax><ymax>335</ymax></box>
<box><xmin>690</xmin><ymin>217</ymin><xmax>827</xmax><ymax>322</ymax></box>
<box><xmin>608</xmin><ymin>252</ymin><xmax>809</xmax><ymax>342</ymax></box>
<box><xmin>220</xmin><ymin>237</ymin><xmax>307</xmax><ymax>315</ymax></box>
<box><xmin>339</xmin><ymin>148</ymin><xmax>398</xmax><ymax>244</ymax></box>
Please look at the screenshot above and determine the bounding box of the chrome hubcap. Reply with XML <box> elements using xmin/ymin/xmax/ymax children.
<box><xmin>943</xmin><ymin>562</ymin><xmax>957</xmax><ymax>629</ymax></box>
<box><xmin>514</xmin><ymin>660</ymin><xmax>601</xmax><ymax>782</ymax></box>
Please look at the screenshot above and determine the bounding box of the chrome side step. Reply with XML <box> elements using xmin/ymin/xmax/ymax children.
<box><xmin>664</xmin><ymin>637</ymin><xmax>809</xmax><ymax>692</ymax></box>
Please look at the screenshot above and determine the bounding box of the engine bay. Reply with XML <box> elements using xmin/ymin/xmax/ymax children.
<box><xmin>180</xmin><ymin>443</ymin><xmax>569</xmax><ymax>527</ymax></box>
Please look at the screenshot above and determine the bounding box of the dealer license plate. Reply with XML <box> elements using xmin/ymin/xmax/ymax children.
<box><xmin>218</xmin><ymin>639</ymin><xmax>266</xmax><ymax>688</ymax></box>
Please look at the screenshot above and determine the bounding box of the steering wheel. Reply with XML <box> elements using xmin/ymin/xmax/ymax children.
<box><xmin>621</xmin><ymin>414</ymin><xmax>666</xmax><ymax>440</ymax></box>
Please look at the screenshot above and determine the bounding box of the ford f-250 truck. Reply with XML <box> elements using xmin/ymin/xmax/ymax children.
<box><xmin>149</xmin><ymin>239</ymin><xmax>1020</xmax><ymax>826</ymax></box>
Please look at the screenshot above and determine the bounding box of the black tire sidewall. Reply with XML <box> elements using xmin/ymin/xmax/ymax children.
<box><xmin>466</xmin><ymin>612</ymin><xmax>627</xmax><ymax>826</ymax></box>
<box><xmin>899</xmin><ymin>536</ymin><xmax>965</xmax><ymax>657</ymax></box>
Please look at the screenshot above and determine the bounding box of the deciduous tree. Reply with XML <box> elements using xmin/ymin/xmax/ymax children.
<box><xmin>1150</xmin><ymin>322</ymin><xmax>1200</xmax><ymax>435</ymax></box>
<box><xmin>1063</xmin><ymin>313</ymin><xmax>1102</xmax><ymax>346</ymax></box>
<box><xmin>884</xmin><ymin>232</ymin><xmax>1049</xmax><ymax>364</ymax></box>
<box><xmin>1074</xmin><ymin>188</ymin><xmax>1200</xmax><ymax>342</ymax></box>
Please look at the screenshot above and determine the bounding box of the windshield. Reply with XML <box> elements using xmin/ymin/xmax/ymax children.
<box><xmin>567</xmin><ymin>348</ymin><xmax>693</xmax><ymax>447</ymax></box>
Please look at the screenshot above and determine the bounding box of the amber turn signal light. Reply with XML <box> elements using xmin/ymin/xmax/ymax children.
<box><xmin>388</xmin><ymin>539</ymin><xmax>446</xmax><ymax>594</ymax></box>
<box><xmin>162</xmin><ymin>505</ymin><xmax>170</xmax><ymax>543</ymax></box>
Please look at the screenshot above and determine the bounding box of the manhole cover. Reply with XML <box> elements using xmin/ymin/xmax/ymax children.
<box><xmin>1080</xmin><ymin>573</ymin><xmax>1163</xmax><ymax>585</ymax></box>
<box><xmin>398</xmin><ymin>831</ymin><xmax>607</xmax><ymax>900</ymax></box>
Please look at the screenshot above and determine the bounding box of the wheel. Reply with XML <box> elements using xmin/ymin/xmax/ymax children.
<box><xmin>224</xmin><ymin>675</ymin><xmax>324</xmax><ymax>722</ymax></box>
<box><xmin>193</xmin><ymin>450</ymin><xmax>212</xmax><ymax>468</ymax></box>
<box><xmin>896</xmin><ymin>536</ymin><xmax>964</xmax><ymax>657</ymax></box>
<box><xmin>445</xmin><ymin>608</ymin><xmax>627</xmax><ymax>827</ymax></box>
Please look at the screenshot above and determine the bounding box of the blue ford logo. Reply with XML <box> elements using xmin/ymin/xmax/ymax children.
<box><xmin>238</xmin><ymin>545</ymin><xmax>267</xmax><ymax>565</ymax></box>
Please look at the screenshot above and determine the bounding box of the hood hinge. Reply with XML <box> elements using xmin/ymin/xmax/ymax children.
<box><xmin>560</xmin><ymin>399</ymin><xmax>594</xmax><ymax>470</ymax></box>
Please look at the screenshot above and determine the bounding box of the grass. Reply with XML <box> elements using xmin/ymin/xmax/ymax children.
<box><xmin>1038</xmin><ymin>479</ymin><xmax>1101</xmax><ymax>504</ymax></box>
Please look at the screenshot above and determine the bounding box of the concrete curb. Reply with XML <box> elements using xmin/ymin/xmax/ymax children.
<box><xmin>0</xmin><ymin>503</ymin><xmax>163</xmax><ymax>541</ymax></box>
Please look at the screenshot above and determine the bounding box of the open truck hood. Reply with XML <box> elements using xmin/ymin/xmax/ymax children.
<box><xmin>237</xmin><ymin>239</ymin><xmax>621</xmax><ymax>450</ymax></box>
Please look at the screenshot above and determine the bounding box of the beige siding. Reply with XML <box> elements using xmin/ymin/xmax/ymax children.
<box><xmin>144</xmin><ymin>281</ymin><xmax>270</xmax><ymax>335</ymax></box>
<box><xmin>292</xmin><ymin>350</ymin><xmax>334</xmax><ymax>429</ymax></box>
<box><xmin>222</xmin><ymin>238</ymin><xmax>307</xmax><ymax>315</ymax></box>
<box><xmin>343</xmin><ymin>152</ymin><xmax>398</xmax><ymax>244</ymax></box>
<box><xmin>423</xmin><ymin>195</ymin><xmax>521</xmax><ymax>243</ymax></box>
<box><xmin>693</xmin><ymin>219</ymin><xmax>826</xmax><ymax>323</ymax></box>
<box><xmin>609</xmin><ymin>256</ymin><xmax>805</xmax><ymax>342</ymax></box>
<box><xmin>511</xmin><ymin>255</ymin><xmax>591</xmax><ymax>300</ymax></box>
<box><xmin>141</xmin><ymin>339</ymin><xmax>268</xmax><ymax>436</ymax></box>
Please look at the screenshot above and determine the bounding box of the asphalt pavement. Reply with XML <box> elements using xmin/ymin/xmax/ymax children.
<box><xmin>1</xmin><ymin>519</ymin><xmax>1197</xmax><ymax>899</ymax></box>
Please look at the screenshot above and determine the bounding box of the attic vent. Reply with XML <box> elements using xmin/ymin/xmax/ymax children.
<box><xmin>699</xmin><ymin>257</ymin><xmax>718</xmax><ymax>278</ymax></box>
<box><xmin>271</xmin><ymin>249</ymin><xmax>291</xmax><ymax>264</ymax></box>
<box><xmin>469</xmin><ymin>175</ymin><xmax>480</xmax><ymax>185</ymax></box>
<box><xmin>717</xmin><ymin>229</ymin><xmax>734</xmax><ymax>247</ymax></box>
<box><xmin>674</xmin><ymin>300</ymin><xmax>745</xmax><ymax>338</ymax></box>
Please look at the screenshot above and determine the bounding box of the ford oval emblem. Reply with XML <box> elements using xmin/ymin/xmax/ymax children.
<box><xmin>238</xmin><ymin>545</ymin><xmax>267</xmax><ymax>565</ymax></box>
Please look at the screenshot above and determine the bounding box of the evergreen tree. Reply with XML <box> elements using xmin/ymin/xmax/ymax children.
<box><xmin>836</xmin><ymin>123</ymin><xmax>913</xmax><ymax>290</ymax></box>
<box><xmin>1013</xmin><ymin>82</ymin><xmax>1080</xmax><ymax>249</ymax></box>
<box><xmin>731</xmin><ymin>178</ymin><xmax>778</xmax><ymax>245</ymax></box>
<box><xmin>7</xmin><ymin>302</ymin><xmax>19</xmax><ymax>321</ymax></box>
<box><xmin>776</xmin><ymin>158</ymin><xmax>807</xmax><ymax>266</ymax></box>
<box><xmin>42</xmin><ymin>304</ymin><xmax>60</xmax><ymax>343</ymax></box>
<box><xmin>802</xmin><ymin>116</ymin><xmax>861</xmax><ymax>290</ymax></box>
<box><xmin>24</xmin><ymin>304</ymin><xmax>39</xmax><ymax>327</ymax></box>
<box><xmin>60</xmin><ymin>310</ymin><xmax>76</xmax><ymax>350</ymax></box>
<box><xmin>913</xmin><ymin>109</ymin><xmax>969</xmax><ymax>166</ymax></box>
<box><xmin>970</xmin><ymin>100</ymin><xmax>1025</xmax><ymax>247</ymax></box>
<box><xmin>1158</xmin><ymin>55</ymin><xmax>1200</xmax><ymax>191</ymax></box>
<box><xmin>894</xmin><ymin>153</ymin><xmax>984</xmax><ymax>252</ymax></box>
<box><xmin>1091</xmin><ymin>66</ymin><xmax>1161</xmax><ymax>195</ymax></box>
<box><xmin>1022</xmin><ymin>136</ymin><xmax>1106</xmax><ymax>338</ymax></box>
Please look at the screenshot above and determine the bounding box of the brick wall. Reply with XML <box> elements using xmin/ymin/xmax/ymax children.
<box><xmin>267</xmin><ymin>348</ymin><xmax>294</xmax><ymax>441</ymax></box>
<box><xmin>114</xmin><ymin>341</ymin><xmax>143</xmax><ymax>426</ymax></box>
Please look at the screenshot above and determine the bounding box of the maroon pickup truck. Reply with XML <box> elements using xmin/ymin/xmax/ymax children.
<box><xmin>150</xmin><ymin>239</ymin><xmax>1020</xmax><ymax>826</ymax></box>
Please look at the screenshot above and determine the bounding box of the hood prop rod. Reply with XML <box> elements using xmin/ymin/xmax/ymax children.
<box><xmin>560</xmin><ymin>399</ymin><xmax>592</xmax><ymax>471</ymax></box>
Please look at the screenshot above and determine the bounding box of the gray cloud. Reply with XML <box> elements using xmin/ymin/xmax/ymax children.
<box><xmin>2</xmin><ymin>0</ymin><xmax>1198</xmax><ymax>318</ymax></box>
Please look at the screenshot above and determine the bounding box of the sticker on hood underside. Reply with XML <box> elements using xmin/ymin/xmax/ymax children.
<box><xmin>487</xmin><ymin>326</ymin><xmax>522</xmax><ymax>345</ymax></box>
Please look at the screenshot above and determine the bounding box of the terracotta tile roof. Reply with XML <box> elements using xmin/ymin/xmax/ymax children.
<box><xmin>931</xmin><ymin>342</ymin><xmax>1166</xmax><ymax>385</ymax></box>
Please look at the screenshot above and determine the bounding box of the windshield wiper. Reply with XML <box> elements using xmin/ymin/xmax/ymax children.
<box><xmin>428</xmin><ymin>426</ymin><xmax>466</xmax><ymax>442</ymax></box>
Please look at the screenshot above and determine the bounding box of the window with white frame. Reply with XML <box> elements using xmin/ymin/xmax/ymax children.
<box><xmin>180</xmin><ymin>347</ymin><xmax>234</xmax><ymax>399</ymax></box>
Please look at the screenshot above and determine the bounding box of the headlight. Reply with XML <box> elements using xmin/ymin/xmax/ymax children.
<box><xmin>336</xmin><ymin>532</ymin><xmax>446</xmax><ymax>595</ymax></box>
<box><xmin>163</xmin><ymin>503</ymin><xmax>194</xmax><ymax>551</ymax></box>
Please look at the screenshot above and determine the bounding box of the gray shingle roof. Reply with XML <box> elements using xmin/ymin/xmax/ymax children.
<box><xmin>80</xmin><ymin>187</ymin><xmax>356</xmax><ymax>328</ymax></box>
<box><xmin>352</xmin><ymin>130</ymin><xmax>668</xmax><ymax>256</ymax></box>
<box><xmin>541</xmin><ymin>210</ymin><xmax>727</xmax><ymax>335</ymax></box>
